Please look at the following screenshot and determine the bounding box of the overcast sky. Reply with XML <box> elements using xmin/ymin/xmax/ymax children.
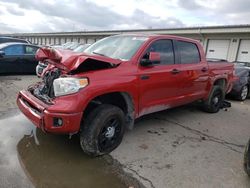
<box><xmin>0</xmin><ymin>0</ymin><xmax>249</xmax><ymax>33</ymax></box>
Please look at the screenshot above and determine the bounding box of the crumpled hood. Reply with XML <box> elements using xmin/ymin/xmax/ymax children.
<box><xmin>35</xmin><ymin>47</ymin><xmax>122</xmax><ymax>72</ymax></box>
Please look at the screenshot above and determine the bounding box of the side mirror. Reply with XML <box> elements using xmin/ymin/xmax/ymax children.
<box><xmin>149</xmin><ymin>52</ymin><xmax>161</xmax><ymax>64</ymax></box>
<box><xmin>0</xmin><ymin>51</ymin><xmax>5</xmax><ymax>57</ymax></box>
<box><xmin>140</xmin><ymin>52</ymin><xmax>161</xmax><ymax>66</ymax></box>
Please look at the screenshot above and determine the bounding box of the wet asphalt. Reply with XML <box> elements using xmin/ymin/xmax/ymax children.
<box><xmin>1</xmin><ymin>75</ymin><xmax>250</xmax><ymax>188</ymax></box>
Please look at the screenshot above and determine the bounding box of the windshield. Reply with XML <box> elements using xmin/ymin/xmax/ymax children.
<box><xmin>84</xmin><ymin>35</ymin><xmax>148</xmax><ymax>61</ymax></box>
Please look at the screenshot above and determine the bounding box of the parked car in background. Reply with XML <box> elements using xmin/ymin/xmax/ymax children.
<box><xmin>244</xmin><ymin>138</ymin><xmax>250</xmax><ymax>176</ymax></box>
<box><xmin>65</xmin><ymin>42</ymin><xmax>80</xmax><ymax>50</ymax></box>
<box><xmin>61</xmin><ymin>42</ymin><xmax>75</xmax><ymax>49</ymax></box>
<box><xmin>73</xmin><ymin>44</ymin><xmax>91</xmax><ymax>52</ymax></box>
<box><xmin>49</xmin><ymin>45</ymin><xmax>62</xmax><ymax>49</ymax></box>
<box><xmin>0</xmin><ymin>36</ymin><xmax>30</xmax><ymax>44</ymax></box>
<box><xmin>228</xmin><ymin>62</ymin><xmax>250</xmax><ymax>101</ymax></box>
<box><xmin>51</xmin><ymin>42</ymin><xmax>78</xmax><ymax>50</ymax></box>
<box><xmin>0</xmin><ymin>43</ymin><xmax>40</xmax><ymax>74</ymax></box>
<box><xmin>18</xmin><ymin>34</ymin><xmax>236</xmax><ymax>156</ymax></box>
<box><xmin>36</xmin><ymin>44</ymin><xmax>91</xmax><ymax>77</ymax></box>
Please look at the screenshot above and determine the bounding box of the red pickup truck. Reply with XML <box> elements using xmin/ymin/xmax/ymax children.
<box><xmin>17</xmin><ymin>34</ymin><xmax>235</xmax><ymax>156</ymax></box>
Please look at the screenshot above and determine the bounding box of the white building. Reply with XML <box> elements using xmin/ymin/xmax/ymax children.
<box><xmin>5</xmin><ymin>24</ymin><xmax>250</xmax><ymax>63</ymax></box>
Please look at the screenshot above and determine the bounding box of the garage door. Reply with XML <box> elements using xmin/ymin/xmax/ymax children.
<box><xmin>60</xmin><ymin>38</ymin><xmax>66</xmax><ymax>44</ymax></box>
<box><xmin>38</xmin><ymin>38</ymin><xmax>41</xmax><ymax>45</ymax></box>
<box><xmin>80</xmin><ymin>38</ymin><xmax>86</xmax><ymax>43</ymax></box>
<box><xmin>206</xmin><ymin>39</ymin><xmax>230</xmax><ymax>60</ymax></box>
<box><xmin>55</xmin><ymin>38</ymin><xmax>60</xmax><ymax>45</ymax></box>
<box><xmin>237</xmin><ymin>40</ymin><xmax>250</xmax><ymax>63</ymax></box>
<box><xmin>87</xmin><ymin>38</ymin><xmax>95</xmax><ymax>44</ymax></box>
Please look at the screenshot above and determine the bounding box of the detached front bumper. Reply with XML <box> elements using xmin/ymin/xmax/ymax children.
<box><xmin>17</xmin><ymin>90</ymin><xmax>82</xmax><ymax>134</ymax></box>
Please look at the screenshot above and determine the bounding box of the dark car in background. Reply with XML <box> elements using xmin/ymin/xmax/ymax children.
<box><xmin>0</xmin><ymin>36</ymin><xmax>30</xmax><ymax>44</ymax></box>
<box><xmin>228</xmin><ymin>62</ymin><xmax>250</xmax><ymax>101</ymax></box>
<box><xmin>0</xmin><ymin>43</ymin><xmax>40</xmax><ymax>74</ymax></box>
<box><xmin>244</xmin><ymin>138</ymin><xmax>250</xmax><ymax>176</ymax></box>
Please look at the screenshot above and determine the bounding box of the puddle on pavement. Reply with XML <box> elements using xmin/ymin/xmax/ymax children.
<box><xmin>0</xmin><ymin>113</ymin><xmax>140</xmax><ymax>188</ymax></box>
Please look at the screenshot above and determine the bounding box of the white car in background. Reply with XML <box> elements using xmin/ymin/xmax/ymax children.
<box><xmin>36</xmin><ymin>43</ymin><xmax>91</xmax><ymax>77</ymax></box>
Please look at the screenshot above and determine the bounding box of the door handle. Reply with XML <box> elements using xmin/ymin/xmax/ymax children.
<box><xmin>201</xmin><ymin>67</ymin><xmax>208</xmax><ymax>72</ymax></box>
<box><xmin>140</xmin><ymin>75</ymin><xmax>150</xmax><ymax>80</ymax></box>
<box><xmin>171</xmin><ymin>69</ymin><xmax>181</xmax><ymax>74</ymax></box>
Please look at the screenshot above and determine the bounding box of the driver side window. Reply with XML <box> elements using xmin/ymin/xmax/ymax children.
<box><xmin>25</xmin><ymin>46</ymin><xmax>39</xmax><ymax>55</ymax></box>
<box><xmin>142</xmin><ymin>40</ymin><xmax>175</xmax><ymax>65</ymax></box>
<box><xmin>3</xmin><ymin>45</ymin><xmax>24</xmax><ymax>56</ymax></box>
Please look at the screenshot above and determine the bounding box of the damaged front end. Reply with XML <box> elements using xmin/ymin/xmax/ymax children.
<box><xmin>29</xmin><ymin>68</ymin><xmax>61</xmax><ymax>104</ymax></box>
<box><xmin>31</xmin><ymin>47</ymin><xmax>121</xmax><ymax>103</ymax></box>
<box><xmin>35</xmin><ymin>47</ymin><xmax>121</xmax><ymax>77</ymax></box>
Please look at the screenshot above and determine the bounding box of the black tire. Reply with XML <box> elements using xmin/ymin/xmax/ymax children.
<box><xmin>236</xmin><ymin>85</ymin><xmax>249</xmax><ymax>101</ymax></box>
<box><xmin>244</xmin><ymin>138</ymin><xmax>250</xmax><ymax>176</ymax></box>
<box><xmin>202</xmin><ymin>85</ymin><xmax>225</xmax><ymax>113</ymax></box>
<box><xmin>80</xmin><ymin>104</ymin><xmax>125</xmax><ymax>156</ymax></box>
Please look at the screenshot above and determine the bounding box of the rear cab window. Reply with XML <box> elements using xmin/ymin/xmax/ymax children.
<box><xmin>176</xmin><ymin>41</ymin><xmax>200</xmax><ymax>64</ymax></box>
<box><xmin>142</xmin><ymin>39</ymin><xmax>175</xmax><ymax>65</ymax></box>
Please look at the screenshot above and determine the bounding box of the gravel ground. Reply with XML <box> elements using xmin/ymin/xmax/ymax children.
<box><xmin>0</xmin><ymin>76</ymin><xmax>39</xmax><ymax>118</ymax></box>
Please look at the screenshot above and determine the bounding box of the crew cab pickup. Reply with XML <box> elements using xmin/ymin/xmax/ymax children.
<box><xmin>17</xmin><ymin>34</ymin><xmax>235</xmax><ymax>156</ymax></box>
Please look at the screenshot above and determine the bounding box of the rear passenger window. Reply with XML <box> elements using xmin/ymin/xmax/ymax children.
<box><xmin>177</xmin><ymin>41</ymin><xmax>200</xmax><ymax>64</ymax></box>
<box><xmin>143</xmin><ymin>40</ymin><xmax>175</xmax><ymax>65</ymax></box>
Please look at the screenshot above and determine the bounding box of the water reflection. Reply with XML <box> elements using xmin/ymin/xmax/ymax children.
<box><xmin>0</xmin><ymin>114</ymin><xmax>34</xmax><ymax>188</ymax></box>
<box><xmin>17</xmin><ymin>129</ymin><xmax>127</xmax><ymax>188</ymax></box>
<box><xmin>0</xmin><ymin>114</ymin><xmax>132</xmax><ymax>188</ymax></box>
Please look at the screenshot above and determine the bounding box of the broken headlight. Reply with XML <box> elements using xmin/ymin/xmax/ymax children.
<box><xmin>53</xmin><ymin>77</ymin><xmax>88</xmax><ymax>97</ymax></box>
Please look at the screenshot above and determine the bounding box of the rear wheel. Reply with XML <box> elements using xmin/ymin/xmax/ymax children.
<box><xmin>202</xmin><ymin>86</ymin><xmax>224</xmax><ymax>113</ymax></box>
<box><xmin>244</xmin><ymin>139</ymin><xmax>250</xmax><ymax>176</ymax></box>
<box><xmin>237</xmin><ymin>85</ymin><xmax>249</xmax><ymax>101</ymax></box>
<box><xmin>80</xmin><ymin>104</ymin><xmax>125</xmax><ymax>156</ymax></box>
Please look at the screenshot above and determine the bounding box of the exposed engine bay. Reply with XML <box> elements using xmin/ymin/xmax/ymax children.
<box><xmin>29</xmin><ymin>68</ymin><xmax>61</xmax><ymax>104</ymax></box>
<box><xmin>69</xmin><ymin>58</ymin><xmax>116</xmax><ymax>74</ymax></box>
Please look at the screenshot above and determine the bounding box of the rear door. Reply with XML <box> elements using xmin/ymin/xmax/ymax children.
<box><xmin>22</xmin><ymin>45</ymin><xmax>39</xmax><ymax>73</ymax></box>
<box><xmin>138</xmin><ymin>39</ymin><xmax>184</xmax><ymax>116</ymax></box>
<box><xmin>0</xmin><ymin>44</ymin><xmax>24</xmax><ymax>74</ymax></box>
<box><xmin>175</xmin><ymin>40</ymin><xmax>209</xmax><ymax>103</ymax></box>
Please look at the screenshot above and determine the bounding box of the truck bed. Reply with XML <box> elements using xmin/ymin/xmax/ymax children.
<box><xmin>207</xmin><ymin>60</ymin><xmax>235</xmax><ymax>93</ymax></box>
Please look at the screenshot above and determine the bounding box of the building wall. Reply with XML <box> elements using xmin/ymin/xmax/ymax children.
<box><xmin>4</xmin><ymin>25</ymin><xmax>250</xmax><ymax>62</ymax></box>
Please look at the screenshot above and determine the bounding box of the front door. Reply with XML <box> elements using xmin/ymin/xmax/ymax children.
<box><xmin>138</xmin><ymin>39</ymin><xmax>183</xmax><ymax>116</ymax></box>
<box><xmin>0</xmin><ymin>44</ymin><xmax>24</xmax><ymax>74</ymax></box>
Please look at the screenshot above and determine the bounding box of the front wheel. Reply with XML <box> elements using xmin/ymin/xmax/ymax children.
<box><xmin>202</xmin><ymin>86</ymin><xmax>225</xmax><ymax>113</ymax></box>
<box><xmin>244</xmin><ymin>139</ymin><xmax>250</xmax><ymax>176</ymax></box>
<box><xmin>80</xmin><ymin>104</ymin><xmax>125</xmax><ymax>156</ymax></box>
